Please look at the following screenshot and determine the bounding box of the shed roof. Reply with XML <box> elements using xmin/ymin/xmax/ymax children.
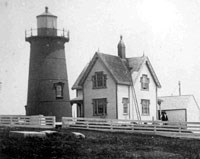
<box><xmin>158</xmin><ymin>95</ymin><xmax>200</xmax><ymax>110</ymax></box>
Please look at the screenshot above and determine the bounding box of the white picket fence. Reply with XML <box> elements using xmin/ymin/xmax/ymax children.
<box><xmin>0</xmin><ymin>115</ymin><xmax>56</xmax><ymax>128</ymax></box>
<box><xmin>62</xmin><ymin>117</ymin><xmax>200</xmax><ymax>136</ymax></box>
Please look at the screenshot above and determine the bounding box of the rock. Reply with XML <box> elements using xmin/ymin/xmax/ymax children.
<box><xmin>72</xmin><ymin>132</ymin><xmax>85</xmax><ymax>139</ymax></box>
<box><xmin>41</xmin><ymin>130</ymin><xmax>58</xmax><ymax>134</ymax></box>
<box><xmin>9</xmin><ymin>131</ymin><xmax>46</xmax><ymax>138</ymax></box>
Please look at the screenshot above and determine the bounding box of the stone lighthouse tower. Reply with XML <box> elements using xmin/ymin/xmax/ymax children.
<box><xmin>25</xmin><ymin>7</ymin><xmax>72</xmax><ymax>121</ymax></box>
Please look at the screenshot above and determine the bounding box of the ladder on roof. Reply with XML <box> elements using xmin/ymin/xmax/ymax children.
<box><xmin>130</xmin><ymin>79</ymin><xmax>141</xmax><ymax>122</ymax></box>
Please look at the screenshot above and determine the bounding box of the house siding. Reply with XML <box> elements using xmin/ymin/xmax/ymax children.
<box><xmin>83</xmin><ymin>59</ymin><xmax>117</xmax><ymax>119</ymax></box>
<box><xmin>117</xmin><ymin>85</ymin><xmax>131</xmax><ymax>120</ymax></box>
<box><xmin>133</xmin><ymin>63</ymin><xmax>157</xmax><ymax>121</ymax></box>
<box><xmin>77</xmin><ymin>89</ymin><xmax>83</xmax><ymax>97</ymax></box>
<box><xmin>187</xmin><ymin>97</ymin><xmax>200</xmax><ymax>122</ymax></box>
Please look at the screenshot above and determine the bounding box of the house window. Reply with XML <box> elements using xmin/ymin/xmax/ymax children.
<box><xmin>92</xmin><ymin>72</ymin><xmax>107</xmax><ymax>89</ymax></box>
<box><xmin>93</xmin><ymin>98</ymin><xmax>107</xmax><ymax>116</ymax></box>
<box><xmin>54</xmin><ymin>82</ymin><xmax>64</xmax><ymax>99</ymax></box>
<box><xmin>140</xmin><ymin>74</ymin><xmax>150</xmax><ymax>90</ymax></box>
<box><xmin>122</xmin><ymin>98</ymin><xmax>129</xmax><ymax>114</ymax></box>
<box><xmin>141</xmin><ymin>99</ymin><xmax>150</xmax><ymax>115</ymax></box>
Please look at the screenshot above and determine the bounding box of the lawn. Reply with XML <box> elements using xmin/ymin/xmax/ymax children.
<box><xmin>0</xmin><ymin>127</ymin><xmax>200</xmax><ymax>158</ymax></box>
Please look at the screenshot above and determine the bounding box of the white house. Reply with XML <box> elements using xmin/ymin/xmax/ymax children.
<box><xmin>158</xmin><ymin>95</ymin><xmax>200</xmax><ymax>122</ymax></box>
<box><xmin>71</xmin><ymin>36</ymin><xmax>161</xmax><ymax>121</ymax></box>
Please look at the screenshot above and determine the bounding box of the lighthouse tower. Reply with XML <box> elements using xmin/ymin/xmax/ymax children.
<box><xmin>25</xmin><ymin>7</ymin><xmax>72</xmax><ymax>121</ymax></box>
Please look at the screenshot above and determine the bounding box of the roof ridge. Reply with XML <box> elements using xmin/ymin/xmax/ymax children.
<box><xmin>159</xmin><ymin>95</ymin><xmax>194</xmax><ymax>98</ymax></box>
<box><xmin>126</xmin><ymin>56</ymin><xmax>146</xmax><ymax>59</ymax></box>
<box><xmin>96</xmin><ymin>52</ymin><xmax>118</xmax><ymax>57</ymax></box>
<box><xmin>97</xmin><ymin>52</ymin><xmax>148</xmax><ymax>59</ymax></box>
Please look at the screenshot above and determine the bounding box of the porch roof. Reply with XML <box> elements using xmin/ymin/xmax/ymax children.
<box><xmin>70</xmin><ymin>96</ymin><xmax>83</xmax><ymax>104</ymax></box>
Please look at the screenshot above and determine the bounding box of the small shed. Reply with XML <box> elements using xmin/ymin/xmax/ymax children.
<box><xmin>158</xmin><ymin>95</ymin><xmax>200</xmax><ymax>123</ymax></box>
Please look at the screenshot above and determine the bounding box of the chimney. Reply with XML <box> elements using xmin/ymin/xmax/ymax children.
<box><xmin>117</xmin><ymin>35</ymin><xmax>126</xmax><ymax>59</ymax></box>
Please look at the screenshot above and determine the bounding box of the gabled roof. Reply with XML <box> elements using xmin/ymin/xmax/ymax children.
<box><xmin>98</xmin><ymin>53</ymin><xmax>131</xmax><ymax>85</ymax></box>
<box><xmin>127</xmin><ymin>57</ymin><xmax>145</xmax><ymax>72</ymax></box>
<box><xmin>72</xmin><ymin>52</ymin><xmax>161</xmax><ymax>90</ymax></box>
<box><xmin>72</xmin><ymin>52</ymin><xmax>131</xmax><ymax>90</ymax></box>
<box><xmin>158</xmin><ymin>95</ymin><xmax>200</xmax><ymax>110</ymax></box>
<box><xmin>72</xmin><ymin>63</ymin><xmax>89</xmax><ymax>90</ymax></box>
<box><xmin>127</xmin><ymin>56</ymin><xmax>161</xmax><ymax>88</ymax></box>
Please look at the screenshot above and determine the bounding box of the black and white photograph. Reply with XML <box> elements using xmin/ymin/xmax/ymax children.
<box><xmin>1</xmin><ymin>0</ymin><xmax>200</xmax><ymax>158</ymax></box>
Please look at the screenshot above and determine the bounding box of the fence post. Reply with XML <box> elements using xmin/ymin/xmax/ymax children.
<box><xmin>179</xmin><ymin>122</ymin><xmax>181</xmax><ymax>134</ymax></box>
<box><xmin>154</xmin><ymin>125</ymin><xmax>156</xmax><ymax>133</ymax></box>
<box><xmin>110</xmin><ymin>120</ymin><xmax>113</xmax><ymax>131</ymax></box>
<box><xmin>132</xmin><ymin>122</ymin><xmax>134</xmax><ymax>131</ymax></box>
<box><xmin>86</xmin><ymin>121</ymin><xmax>89</xmax><ymax>129</ymax></box>
<box><xmin>10</xmin><ymin>116</ymin><xmax>12</xmax><ymax>126</ymax></box>
<box><xmin>52</xmin><ymin>116</ymin><xmax>56</xmax><ymax>128</ymax></box>
<box><xmin>39</xmin><ymin>115</ymin><xmax>41</xmax><ymax>128</ymax></box>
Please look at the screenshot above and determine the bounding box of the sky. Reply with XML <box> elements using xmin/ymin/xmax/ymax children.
<box><xmin>1</xmin><ymin>0</ymin><xmax>200</xmax><ymax>114</ymax></box>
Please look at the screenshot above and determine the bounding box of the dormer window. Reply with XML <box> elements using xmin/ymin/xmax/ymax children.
<box><xmin>92</xmin><ymin>71</ymin><xmax>107</xmax><ymax>89</ymax></box>
<box><xmin>54</xmin><ymin>82</ymin><xmax>64</xmax><ymax>99</ymax></box>
<box><xmin>140</xmin><ymin>74</ymin><xmax>149</xmax><ymax>90</ymax></box>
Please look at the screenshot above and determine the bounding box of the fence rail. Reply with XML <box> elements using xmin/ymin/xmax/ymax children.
<box><xmin>62</xmin><ymin>117</ymin><xmax>200</xmax><ymax>136</ymax></box>
<box><xmin>0</xmin><ymin>115</ymin><xmax>56</xmax><ymax>128</ymax></box>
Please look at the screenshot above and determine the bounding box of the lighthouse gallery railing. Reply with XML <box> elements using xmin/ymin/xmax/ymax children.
<box><xmin>25</xmin><ymin>28</ymin><xmax>70</xmax><ymax>39</ymax></box>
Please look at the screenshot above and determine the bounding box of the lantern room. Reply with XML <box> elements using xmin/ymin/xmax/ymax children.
<box><xmin>37</xmin><ymin>7</ymin><xmax>57</xmax><ymax>36</ymax></box>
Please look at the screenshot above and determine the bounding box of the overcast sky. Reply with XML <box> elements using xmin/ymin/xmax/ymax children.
<box><xmin>1</xmin><ymin>0</ymin><xmax>200</xmax><ymax>114</ymax></box>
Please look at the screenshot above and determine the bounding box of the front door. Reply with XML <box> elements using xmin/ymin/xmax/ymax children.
<box><xmin>77</xmin><ymin>103</ymin><xmax>84</xmax><ymax>117</ymax></box>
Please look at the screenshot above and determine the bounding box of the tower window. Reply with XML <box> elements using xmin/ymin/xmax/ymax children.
<box><xmin>141</xmin><ymin>99</ymin><xmax>150</xmax><ymax>115</ymax></box>
<box><xmin>140</xmin><ymin>74</ymin><xmax>150</xmax><ymax>90</ymax></box>
<box><xmin>93</xmin><ymin>98</ymin><xmax>107</xmax><ymax>116</ymax></box>
<box><xmin>54</xmin><ymin>82</ymin><xmax>64</xmax><ymax>99</ymax></box>
<box><xmin>92</xmin><ymin>72</ymin><xmax>107</xmax><ymax>89</ymax></box>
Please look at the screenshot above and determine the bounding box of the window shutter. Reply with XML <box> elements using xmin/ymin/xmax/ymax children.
<box><xmin>140</xmin><ymin>77</ymin><xmax>143</xmax><ymax>82</ymax></box>
<box><xmin>105</xmin><ymin>98</ymin><xmax>107</xmax><ymax>114</ymax></box>
<box><xmin>103</xmin><ymin>74</ymin><xmax>107</xmax><ymax>87</ymax></box>
<box><xmin>93</xmin><ymin>99</ymin><xmax>97</xmax><ymax>115</ymax></box>
<box><xmin>92</xmin><ymin>75</ymin><xmax>96</xmax><ymax>88</ymax></box>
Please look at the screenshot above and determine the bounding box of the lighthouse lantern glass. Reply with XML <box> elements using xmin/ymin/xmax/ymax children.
<box><xmin>37</xmin><ymin>16</ymin><xmax>57</xmax><ymax>29</ymax></box>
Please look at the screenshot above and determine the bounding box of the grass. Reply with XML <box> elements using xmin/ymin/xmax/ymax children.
<box><xmin>0</xmin><ymin>127</ymin><xmax>200</xmax><ymax>158</ymax></box>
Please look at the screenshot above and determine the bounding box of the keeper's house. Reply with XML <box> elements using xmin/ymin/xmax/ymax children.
<box><xmin>71</xmin><ymin>36</ymin><xmax>161</xmax><ymax>120</ymax></box>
